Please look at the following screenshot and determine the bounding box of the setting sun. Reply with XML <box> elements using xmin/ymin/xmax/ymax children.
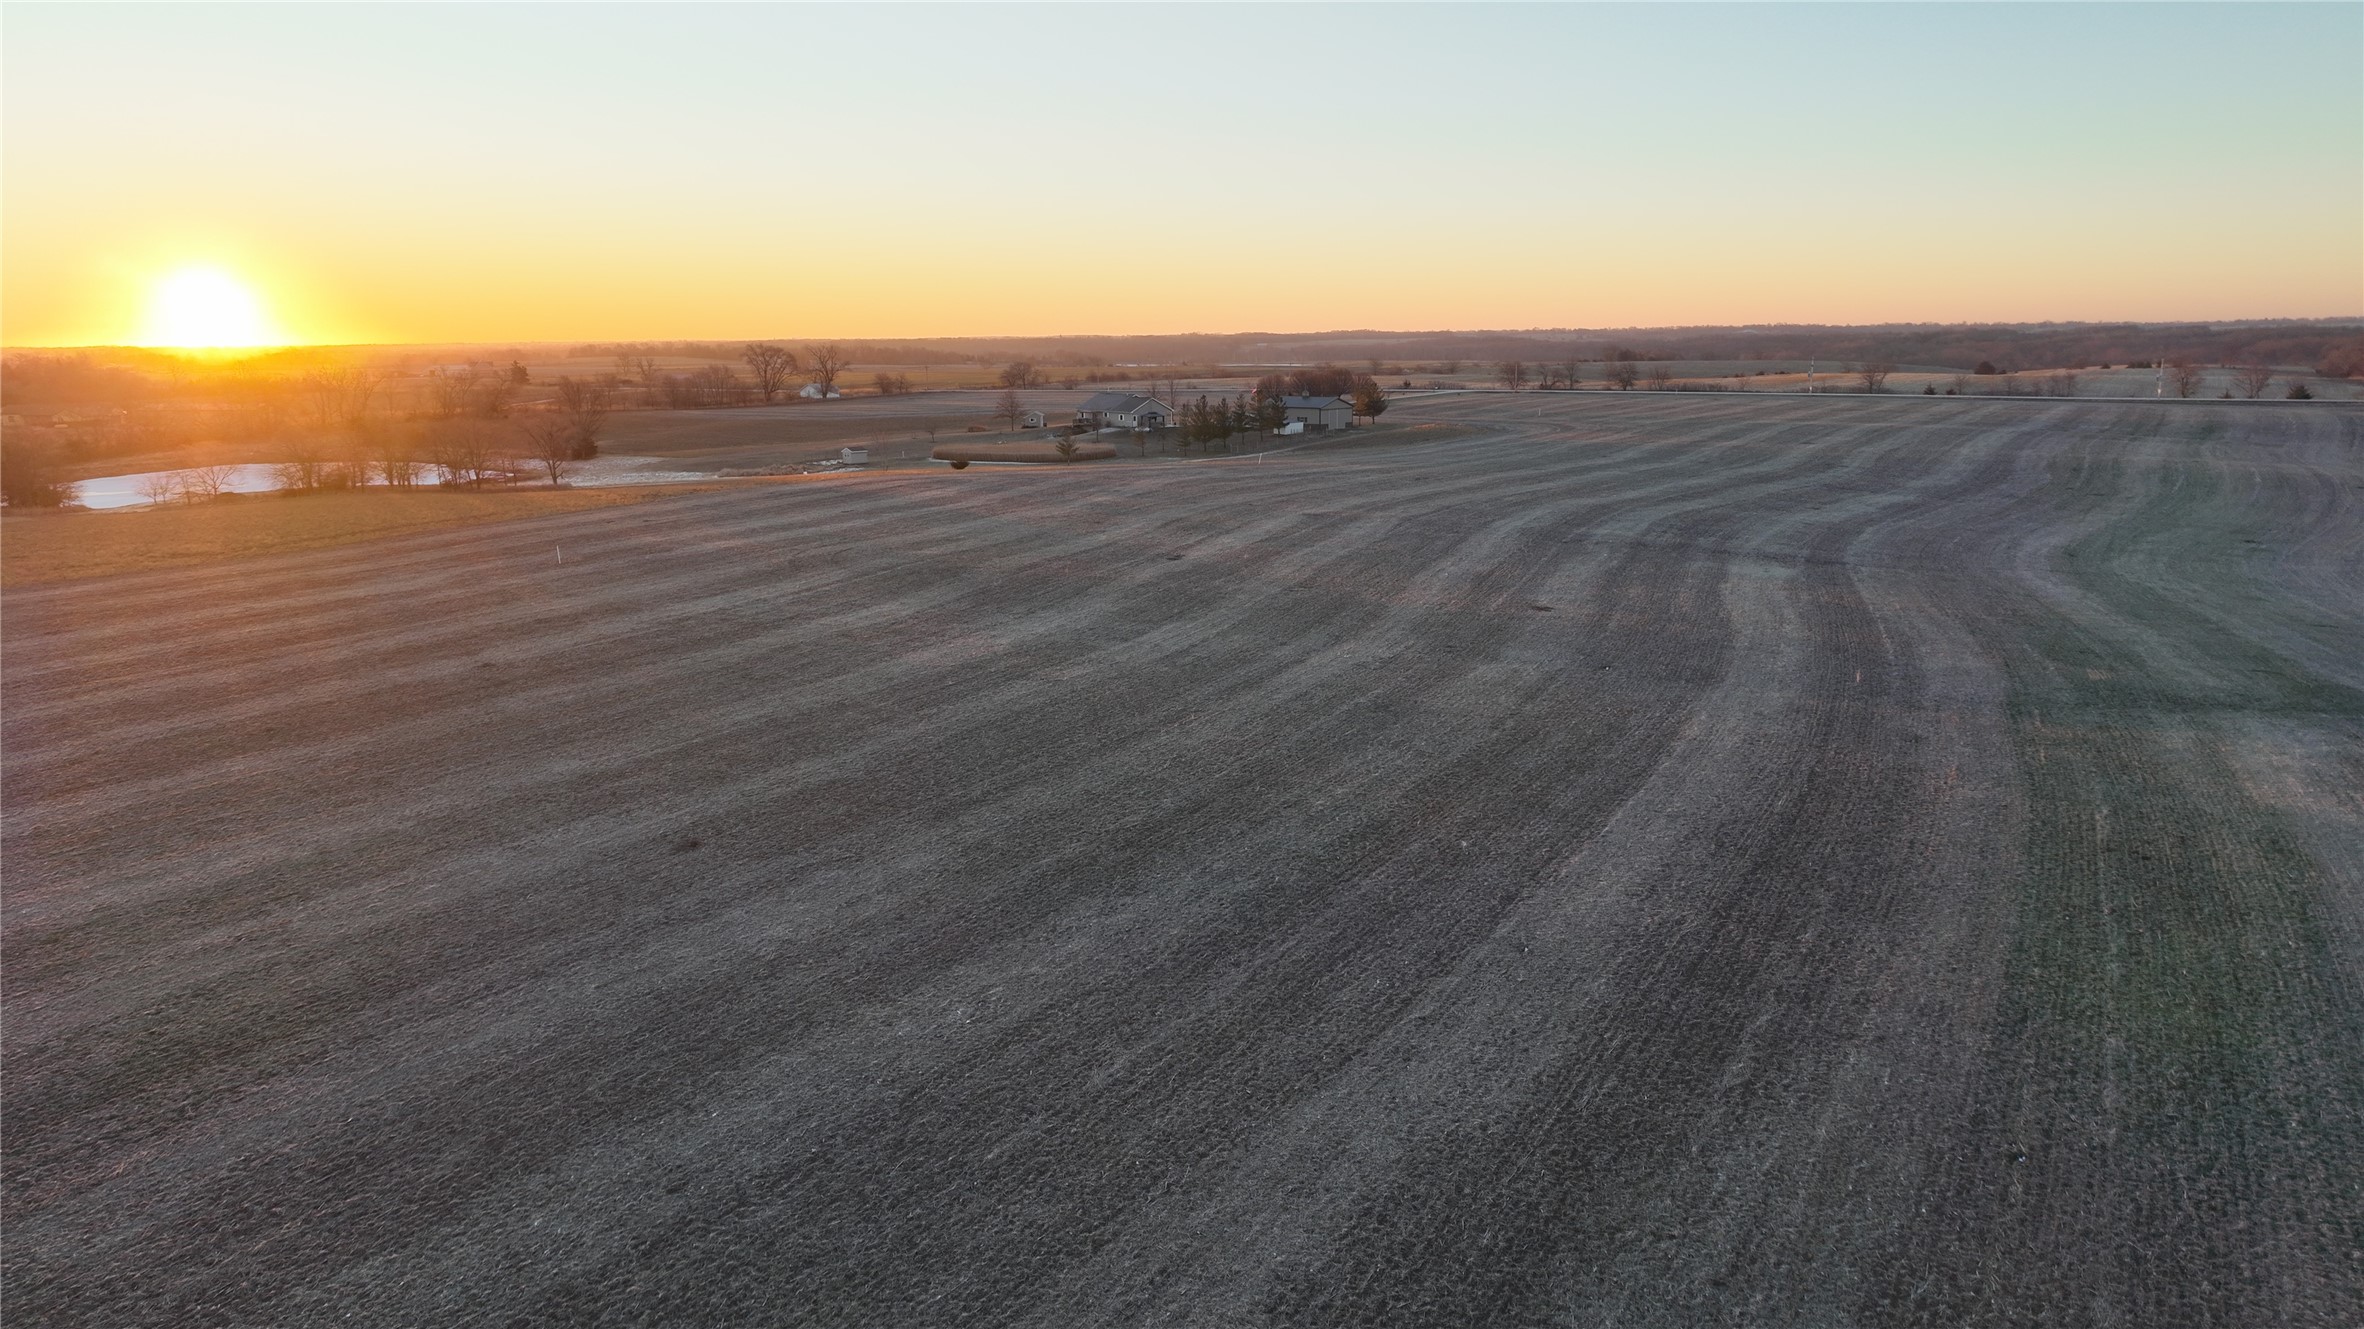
<box><xmin>138</xmin><ymin>267</ymin><xmax>280</xmax><ymax>349</ymax></box>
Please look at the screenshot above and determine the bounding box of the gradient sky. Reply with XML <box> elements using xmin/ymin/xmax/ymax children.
<box><xmin>5</xmin><ymin>2</ymin><xmax>2358</xmax><ymax>345</ymax></box>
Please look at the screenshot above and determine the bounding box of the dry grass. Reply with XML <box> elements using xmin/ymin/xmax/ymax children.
<box><xmin>2</xmin><ymin>487</ymin><xmax>708</xmax><ymax>586</ymax></box>
<box><xmin>931</xmin><ymin>441</ymin><xmax>1119</xmax><ymax>464</ymax></box>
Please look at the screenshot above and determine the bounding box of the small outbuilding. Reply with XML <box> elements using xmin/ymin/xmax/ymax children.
<box><xmin>1020</xmin><ymin>409</ymin><xmax>1045</xmax><ymax>429</ymax></box>
<box><xmin>1282</xmin><ymin>395</ymin><xmax>1354</xmax><ymax>431</ymax></box>
<box><xmin>1074</xmin><ymin>392</ymin><xmax>1173</xmax><ymax>431</ymax></box>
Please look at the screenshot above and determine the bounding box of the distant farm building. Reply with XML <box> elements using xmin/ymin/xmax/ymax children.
<box><xmin>1075</xmin><ymin>393</ymin><xmax>1172</xmax><ymax>431</ymax></box>
<box><xmin>798</xmin><ymin>383</ymin><xmax>843</xmax><ymax>400</ymax></box>
<box><xmin>1283</xmin><ymin>396</ymin><xmax>1354</xmax><ymax>430</ymax></box>
<box><xmin>1020</xmin><ymin>409</ymin><xmax>1045</xmax><ymax>429</ymax></box>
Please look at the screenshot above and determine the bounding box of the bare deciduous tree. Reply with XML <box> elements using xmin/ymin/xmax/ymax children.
<box><xmin>554</xmin><ymin>376</ymin><xmax>613</xmax><ymax>458</ymax></box>
<box><xmin>137</xmin><ymin>471</ymin><xmax>185</xmax><ymax>506</ymax></box>
<box><xmin>1608</xmin><ymin>361</ymin><xmax>1640</xmax><ymax>390</ymax></box>
<box><xmin>377</xmin><ymin>434</ymin><xmax>421</xmax><ymax>488</ymax></box>
<box><xmin>995</xmin><ymin>387</ymin><xmax>1026</xmax><ymax>432</ymax></box>
<box><xmin>430</xmin><ymin>364</ymin><xmax>512</xmax><ymax>416</ymax></box>
<box><xmin>629</xmin><ymin>356</ymin><xmax>663</xmax><ymax>405</ymax></box>
<box><xmin>872</xmin><ymin>372</ymin><xmax>911</xmax><ymax>396</ymax></box>
<box><xmin>805</xmin><ymin>344</ymin><xmax>851</xmax><ymax>398</ymax></box>
<box><xmin>1498</xmin><ymin>360</ymin><xmax>1528</xmax><ymax>390</ymax></box>
<box><xmin>1857</xmin><ymin>362</ymin><xmax>1895</xmax><ymax>393</ymax></box>
<box><xmin>2233</xmin><ymin>364</ymin><xmax>2276</xmax><ymax>399</ymax></box>
<box><xmin>999</xmin><ymin>362</ymin><xmax>1039</xmax><ymax>389</ymax></box>
<box><xmin>1644</xmin><ymin>364</ymin><xmax>1674</xmax><ymax>391</ymax></box>
<box><xmin>275</xmin><ymin>437</ymin><xmax>331</xmax><ymax>492</ymax></box>
<box><xmin>299</xmin><ymin>368</ymin><xmax>382</xmax><ymax>430</ymax></box>
<box><xmin>518</xmin><ymin>415</ymin><xmax>578</xmax><ymax>487</ymax></box>
<box><xmin>182</xmin><ymin>463</ymin><xmax>240</xmax><ymax>501</ymax></box>
<box><xmin>741</xmin><ymin>344</ymin><xmax>800</xmax><ymax>403</ymax></box>
<box><xmin>2169</xmin><ymin>361</ymin><xmax>2205</xmax><ymax>398</ymax></box>
<box><xmin>429</xmin><ymin>419</ymin><xmax>498</xmax><ymax>487</ymax></box>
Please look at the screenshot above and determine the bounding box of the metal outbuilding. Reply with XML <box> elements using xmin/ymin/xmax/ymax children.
<box><xmin>1282</xmin><ymin>396</ymin><xmax>1354</xmax><ymax>430</ymax></box>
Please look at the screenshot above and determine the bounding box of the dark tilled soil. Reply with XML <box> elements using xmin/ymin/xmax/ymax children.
<box><xmin>6</xmin><ymin>393</ymin><xmax>2361</xmax><ymax>1327</ymax></box>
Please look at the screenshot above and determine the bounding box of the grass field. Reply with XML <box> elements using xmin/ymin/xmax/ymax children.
<box><xmin>5</xmin><ymin>392</ymin><xmax>2361</xmax><ymax>1326</ymax></box>
<box><xmin>0</xmin><ymin>487</ymin><xmax>716</xmax><ymax>586</ymax></box>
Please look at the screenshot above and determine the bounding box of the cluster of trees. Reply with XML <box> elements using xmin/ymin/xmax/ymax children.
<box><xmin>0</xmin><ymin>438</ymin><xmax>75</xmax><ymax>507</ymax></box>
<box><xmin>1163</xmin><ymin>377</ymin><xmax>1392</xmax><ymax>456</ymax></box>
<box><xmin>1258</xmin><ymin>365</ymin><xmax>1359</xmax><ymax>398</ymax></box>
<box><xmin>1494</xmin><ymin>358</ymin><xmax>1677</xmax><ymax>390</ymax></box>
<box><xmin>613</xmin><ymin>343</ymin><xmax>857</xmax><ymax>408</ymax></box>
<box><xmin>2319</xmin><ymin>339</ymin><xmax>2364</xmax><ymax>380</ymax></box>
<box><xmin>575</xmin><ymin>339</ymin><xmax>955</xmax><ymax>368</ymax></box>
<box><xmin>1535</xmin><ymin>358</ymin><xmax>1582</xmax><ymax>389</ymax></box>
<box><xmin>2</xmin><ymin>371</ymin><xmax>622</xmax><ymax>510</ymax></box>
<box><xmin>276</xmin><ymin>373</ymin><xmax>614</xmax><ymax>494</ymax></box>
<box><xmin>1500</xmin><ymin>358</ymin><xmax>1646</xmax><ymax>389</ymax></box>
<box><xmin>1248</xmin><ymin>365</ymin><xmax>1390</xmax><ymax>420</ymax></box>
<box><xmin>1174</xmin><ymin>395</ymin><xmax>1276</xmax><ymax>454</ymax></box>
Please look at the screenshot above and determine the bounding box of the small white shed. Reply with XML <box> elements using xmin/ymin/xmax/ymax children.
<box><xmin>840</xmin><ymin>447</ymin><xmax>868</xmax><ymax>464</ymax></box>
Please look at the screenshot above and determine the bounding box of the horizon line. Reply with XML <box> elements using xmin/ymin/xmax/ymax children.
<box><xmin>11</xmin><ymin>314</ymin><xmax>2363</xmax><ymax>356</ymax></box>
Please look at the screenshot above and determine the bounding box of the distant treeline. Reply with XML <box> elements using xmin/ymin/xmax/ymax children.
<box><xmin>565</xmin><ymin>322</ymin><xmax>2364</xmax><ymax>379</ymax></box>
<box><xmin>11</xmin><ymin>321</ymin><xmax>2358</xmax><ymax>438</ymax></box>
<box><xmin>1253</xmin><ymin>322</ymin><xmax>2364</xmax><ymax>378</ymax></box>
<box><xmin>565</xmin><ymin>340</ymin><xmax>1062</xmax><ymax>368</ymax></box>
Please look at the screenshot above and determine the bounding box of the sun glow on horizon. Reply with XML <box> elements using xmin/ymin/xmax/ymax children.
<box><xmin>137</xmin><ymin>267</ymin><xmax>282</xmax><ymax>349</ymax></box>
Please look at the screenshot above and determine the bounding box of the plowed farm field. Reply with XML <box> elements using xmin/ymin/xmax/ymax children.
<box><xmin>7</xmin><ymin>393</ymin><xmax>2362</xmax><ymax>1327</ymax></box>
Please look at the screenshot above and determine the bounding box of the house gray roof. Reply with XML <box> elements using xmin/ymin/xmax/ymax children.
<box><xmin>1281</xmin><ymin>395</ymin><xmax>1351</xmax><ymax>409</ymax></box>
<box><xmin>1077</xmin><ymin>393</ymin><xmax>1167</xmax><ymax>415</ymax></box>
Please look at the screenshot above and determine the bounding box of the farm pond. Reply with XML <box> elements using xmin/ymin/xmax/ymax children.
<box><xmin>72</xmin><ymin>455</ymin><xmax>715</xmax><ymax>509</ymax></box>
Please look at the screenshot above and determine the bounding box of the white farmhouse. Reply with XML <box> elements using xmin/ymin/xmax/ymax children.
<box><xmin>1074</xmin><ymin>392</ymin><xmax>1172</xmax><ymax>430</ymax></box>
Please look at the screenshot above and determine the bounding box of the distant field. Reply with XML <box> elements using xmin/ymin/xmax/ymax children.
<box><xmin>598</xmin><ymin>389</ymin><xmax>1086</xmax><ymax>466</ymax></box>
<box><xmin>1</xmin><ymin>487</ymin><xmax>703</xmax><ymax>585</ymax></box>
<box><xmin>7</xmin><ymin>392</ymin><xmax>2362</xmax><ymax>1325</ymax></box>
<box><xmin>932</xmin><ymin>440</ymin><xmax>1120</xmax><ymax>464</ymax></box>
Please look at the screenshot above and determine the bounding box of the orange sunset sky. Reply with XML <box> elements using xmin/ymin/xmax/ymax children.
<box><xmin>4</xmin><ymin>3</ymin><xmax>2358</xmax><ymax>348</ymax></box>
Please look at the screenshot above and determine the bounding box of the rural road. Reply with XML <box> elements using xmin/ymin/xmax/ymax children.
<box><xmin>7</xmin><ymin>393</ymin><xmax>2362</xmax><ymax>1326</ymax></box>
